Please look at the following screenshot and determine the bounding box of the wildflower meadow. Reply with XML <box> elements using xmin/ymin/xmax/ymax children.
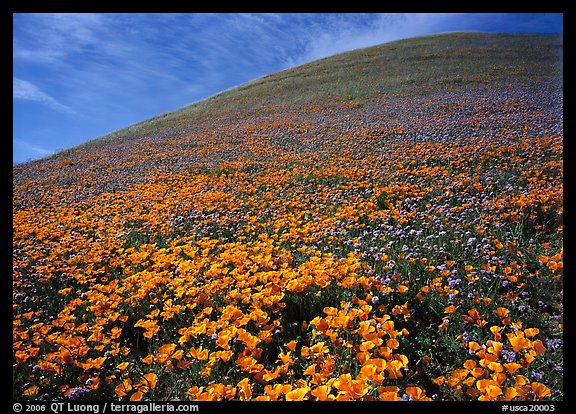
<box><xmin>13</xmin><ymin>37</ymin><xmax>562</xmax><ymax>402</ymax></box>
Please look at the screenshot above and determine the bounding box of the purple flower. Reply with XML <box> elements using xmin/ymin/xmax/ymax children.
<box><xmin>67</xmin><ymin>387</ymin><xmax>90</xmax><ymax>399</ymax></box>
<box><xmin>448</xmin><ymin>278</ymin><xmax>461</xmax><ymax>288</ymax></box>
<box><xmin>531</xmin><ymin>371</ymin><xmax>544</xmax><ymax>381</ymax></box>
<box><xmin>501</xmin><ymin>350</ymin><xmax>516</xmax><ymax>363</ymax></box>
<box><xmin>554</xmin><ymin>365</ymin><xmax>563</xmax><ymax>372</ymax></box>
<box><xmin>546</xmin><ymin>338</ymin><xmax>562</xmax><ymax>350</ymax></box>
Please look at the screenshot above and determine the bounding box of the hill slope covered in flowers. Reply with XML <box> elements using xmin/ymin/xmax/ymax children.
<box><xmin>13</xmin><ymin>33</ymin><xmax>563</xmax><ymax>402</ymax></box>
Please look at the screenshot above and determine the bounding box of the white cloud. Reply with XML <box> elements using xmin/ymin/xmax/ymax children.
<box><xmin>13</xmin><ymin>78</ymin><xmax>77</xmax><ymax>115</ymax></box>
<box><xmin>13</xmin><ymin>13</ymin><xmax>104</xmax><ymax>64</ymax></box>
<box><xmin>13</xmin><ymin>137</ymin><xmax>54</xmax><ymax>156</ymax></box>
<box><xmin>285</xmin><ymin>13</ymin><xmax>459</xmax><ymax>66</ymax></box>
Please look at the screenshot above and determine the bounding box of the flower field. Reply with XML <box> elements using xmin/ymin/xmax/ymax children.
<box><xmin>13</xmin><ymin>80</ymin><xmax>563</xmax><ymax>402</ymax></box>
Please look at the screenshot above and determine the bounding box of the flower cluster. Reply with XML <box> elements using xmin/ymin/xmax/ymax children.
<box><xmin>13</xmin><ymin>83</ymin><xmax>562</xmax><ymax>400</ymax></box>
<box><xmin>435</xmin><ymin>324</ymin><xmax>555</xmax><ymax>401</ymax></box>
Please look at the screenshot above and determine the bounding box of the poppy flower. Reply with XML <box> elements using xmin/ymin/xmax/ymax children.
<box><xmin>532</xmin><ymin>340</ymin><xmax>546</xmax><ymax>355</ymax></box>
<box><xmin>265</xmin><ymin>384</ymin><xmax>292</xmax><ymax>401</ymax></box>
<box><xmin>142</xmin><ymin>373</ymin><xmax>158</xmax><ymax>389</ymax></box>
<box><xmin>115</xmin><ymin>379</ymin><xmax>133</xmax><ymax>397</ymax></box>
<box><xmin>156</xmin><ymin>343</ymin><xmax>177</xmax><ymax>363</ymax></box>
<box><xmin>523</xmin><ymin>382</ymin><xmax>552</xmax><ymax>400</ymax></box>
<box><xmin>378</xmin><ymin>386</ymin><xmax>399</xmax><ymax>401</ymax></box>
<box><xmin>476</xmin><ymin>379</ymin><xmax>502</xmax><ymax>401</ymax></box>
<box><xmin>524</xmin><ymin>328</ymin><xmax>539</xmax><ymax>338</ymax></box>
<box><xmin>311</xmin><ymin>385</ymin><xmax>335</xmax><ymax>401</ymax></box>
<box><xmin>444</xmin><ymin>304</ymin><xmax>457</xmax><ymax>314</ymax></box>
<box><xmin>385</xmin><ymin>360</ymin><xmax>405</xmax><ymax>380</ymax></box>
<box><xmin>396</xmin><ymin>285</ymin><xmax>409</xmax><ymax>294</ymax></box>
<box><xmin>507</xmin><ymin>333</ymin><xmax>532</xmax><ymax>353</ymax></box>
<box><xmin>285</xmin><ymin>387</ymin><xmax>310</xmax><ymax>401</ymax></box>
<box><xmin>130</xmin><ymin>391</ymin><xmax>143</xmax><ymax>401</ymax></box>
<box><xmin>461</xmin><ymin>308</ymin><xmax>487</xmax><ymax>327</ymax></box>
<box><xmin>237</xmin><ymin>378</ymin><xmax>252</xmax><ymax>401</ymax></box>
<box><xmin>405</xmin><ymin>386</ymin><xmax>432</xmax><ymax>401</ymax></box>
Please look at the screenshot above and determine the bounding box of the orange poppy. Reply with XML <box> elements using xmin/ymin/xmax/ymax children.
<box><xmin>526</xmin><ymin>382</ymin><xmax>552</xmax><ymax>400</ymax></box>
<box><xmin>142</xmin><ymin>373</ymin><xmax>158</xmax><ymax>389</ymax></box>
<box><xmin>237</xmin><ymin>378</ymin><xmax>252</xmax><ymax>401</ymax></box>
<box><xmin>115</xmin><ymin>379</ymin><xmax>133</xmax><ymax>397</ymax></box>
<box><xmin>285</xmin><ymin>387</ymin><xmax>310</xmax><ymax>401</ymax></box>
<box><xmin>507</xmin><ymin>334</ymin><xmax>532</xmax><ymax>353</ymax></box>
<box><xmin>265</xmin><ymin>384</ymin><xmax>292</xmax><ymax>401</ymax></box>
<box><xmin>524</xmin><ymin>328</ymin><xmax>539</xmax><ymax>337</ymax></box>
<box><xmin>476</xmin><ymin>379</ymin><xmax>502</xmax><ymax>401</ymax></box>
<box><xmin>405</xmin><ymin>386</ymin><xmax>432</xmax><ymax>401</ymax></box>
<box><xmin>130</xmin><ymin>391</ymin><xmax>143</xmax><ymax>401</ymax></box>
<box><xmin>396</xmin><ymin>285</ymin><xmax>409</xmax><ymax>294</ymax></box>
<box><xmin>378</xmin><ymin>386</ymin><xmax>399</xmax><ymax>401</ymax></box>
<box><xmin>311</xmin><ymin>385</ymin><xmax>335</xmax><ymax>401</ymax></box>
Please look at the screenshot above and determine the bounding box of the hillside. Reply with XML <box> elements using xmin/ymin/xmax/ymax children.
<box><xmin>13</xmin><ymin>33</ymin><xmax>563</xmax><ymax>402</ymax></box>
<box><xmin>36</xmin><ymin>32</ymin><xmax>562</xmax><ymax>157</ymax></box>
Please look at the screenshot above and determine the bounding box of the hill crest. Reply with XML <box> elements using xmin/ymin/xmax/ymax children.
<box><xmin>18</xmin><ymin>31</ymin><xmax>562</xmax><ymax>164</ymax></box>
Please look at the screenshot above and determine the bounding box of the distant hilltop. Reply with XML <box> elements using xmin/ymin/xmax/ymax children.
<box><xmin>37</xmin><ymin>32</ymin><xmax>562</xmax><ymax>159</ymax></box>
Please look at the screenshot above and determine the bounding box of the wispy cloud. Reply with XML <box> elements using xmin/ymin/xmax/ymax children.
<box><xmin>10</xmin><ymin>13</ymin><xmax>472</xmax><ymax>116</ymax></box>
<box><xmin>13</xmin><ymin>78</ymin><xmax>77</xmax><ymax>115</ymax></box>
<box><xmin>278</xmin><ymin>13</ymin><xmax>460</xmax><ymax>67</ymax></box>
<box><xmin>13</xmin><ymin>13</ymin><xmax>104</xmax><ymax>64</ymax></box>
<box><xmin>13</xmin><ymin>137</ymin><xmax>54</xmax><ymax>157</ymax></box>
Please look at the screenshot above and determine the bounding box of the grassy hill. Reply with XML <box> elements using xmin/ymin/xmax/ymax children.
<box><xmin>51</xmin><ymin>32</ymin><xmax>562</xmax><ymax>155</ymax></box>
<box><xmin>13</xmin><ymin>32</ymin><xmax>563</xmax><ymax>402</ymax></box>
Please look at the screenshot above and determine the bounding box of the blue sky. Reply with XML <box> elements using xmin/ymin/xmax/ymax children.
<box><xmin>12</xmin><ymin>13</ymin><xmax>563</xmax><ymax>164</ymax></box>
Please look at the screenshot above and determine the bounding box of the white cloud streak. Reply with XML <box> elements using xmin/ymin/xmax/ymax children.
<box><xmin>13</xmin><ymin>137</ymin><xmax>54</xmax><ymax>157</ymax></box>
<box><xmin>13</xmin><ymin>78</ymin><xmax>77</xmax><ymax>115</ymax></box>
<box><xmin>13</xmin><ymin>13</ymin><xmax>104</xmax><ymax>64</ymax></box>
<box><xmin>12</xmin><ymin>13</ymin><xmax>462</xmax><ymax>114</ymax></box>
<box><xmin>280</xmin><ymin>13</ymin><xmax>460</xmax><ymax>66</ymax></box>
